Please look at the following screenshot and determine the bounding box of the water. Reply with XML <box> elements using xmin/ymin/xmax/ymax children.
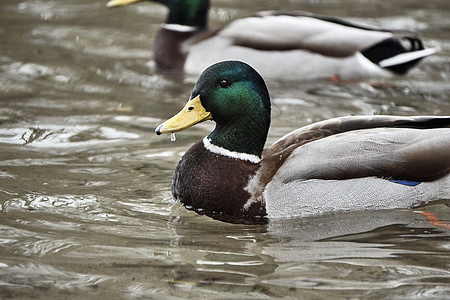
<box><xmin>1</xmin><ymin>0</ymin><xmax>449</xmax><ymax>298</ymax></box>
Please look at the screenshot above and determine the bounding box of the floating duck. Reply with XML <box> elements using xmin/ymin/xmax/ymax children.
<box><xmin>107</xmin><ymin>0</ymin><xmax>439</xmax><ymax>80</ymax></box>
<box><xmin>155</xmin><ymin>60</ymin><xmax>450</xmax><ymax>223</ymax></box>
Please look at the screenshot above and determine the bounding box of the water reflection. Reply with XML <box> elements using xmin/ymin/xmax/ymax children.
<box><xmin>0</xmin><ymin>0</ymin><xmax>449</xmax><ymax>298</ymax></box>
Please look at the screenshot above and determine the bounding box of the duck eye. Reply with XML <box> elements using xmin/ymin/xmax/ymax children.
<box><xmin>219</xmin><ymin>79</ymin><xmax>230</xmax><ymax>88</ymax></box>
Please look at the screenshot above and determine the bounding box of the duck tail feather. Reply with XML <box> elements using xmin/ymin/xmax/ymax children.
<box><xmin>361</xmin><ymin>36</ymin><xmax>440</xmax><ymax>74</ymax></box>
<box><xmin>378</xmin><ymin>47</ymin><xmax>440</xmax><ymax>68</ymax></box>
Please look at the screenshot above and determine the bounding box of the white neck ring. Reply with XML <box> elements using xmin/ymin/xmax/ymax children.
<box><xmin>161</xmin><ymin>23</ymin><xmax>198</xmax><ymax>32</ymax></box>
<box><xmin>203</xmin><ymin>137</ymin><xmax>261</xmax><ymax>164</ymax></box>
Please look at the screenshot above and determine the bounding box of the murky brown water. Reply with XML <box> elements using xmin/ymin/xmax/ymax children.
<box><xmin>1</xmin><ymin>0</ymin><xmax>449</xmax><ymax>298</ymax></box>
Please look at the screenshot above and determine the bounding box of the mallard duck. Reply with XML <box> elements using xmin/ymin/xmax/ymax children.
<box><xmin>155</xmin><ymin>60</ymin><xmax>450</xmax><ymax>223</ymax></box>
<box><xmin>107</xmin><ymin>0</ymin><xmax>439</xmax><ymax>80</ymax></box>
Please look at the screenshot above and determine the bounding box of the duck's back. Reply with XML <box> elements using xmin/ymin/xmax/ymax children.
<box><xmin>183</xmin><ymin>12</ymin><xmax>431</xmax><ymax>79</ymax></box>
<box><xmin>261</xmin><ymin>116</ymin><xmax>450</xmax><ymax>218</ymax></box>
<box><xmin>184</xmin><ymin>14</ymin><xmax>391</xmax><ymax>79</ymax></box>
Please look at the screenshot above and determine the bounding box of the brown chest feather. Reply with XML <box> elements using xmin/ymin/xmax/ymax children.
<box><xmin>172</xmin><ymin>141</ymin><xmax>266</xmax><ymax>222</ymax></box>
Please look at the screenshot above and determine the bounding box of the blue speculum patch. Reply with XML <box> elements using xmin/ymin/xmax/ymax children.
<box><xmin>389</xmin><ymin>179</ymin><xmax>422</xmax><ymax>186</ymax></box>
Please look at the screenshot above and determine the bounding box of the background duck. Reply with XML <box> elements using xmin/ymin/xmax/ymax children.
<box><xmin>156</xmin><ymin>60</ymin><xmax>450</xmax><ymax>223</ymax></box>
<box><xmin>107</xmin><ymin>0</ymin><xmax>439</xmax><ymax>80</ymax></box>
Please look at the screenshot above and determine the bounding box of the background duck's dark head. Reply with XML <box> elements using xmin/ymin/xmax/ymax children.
<box><xmin>191</xmin><ymin>61</ymin><xmax>271</xmax><ymax>157</ymax></box>
<box><xmin>158</xmin><ymin>0</ymin><xmax>209</xmax><ymax>27</ymax></box>
<box><xmin>107</xmin><ymin>0</ymin><xmax>210</xmax><ymax>28</ymax></box>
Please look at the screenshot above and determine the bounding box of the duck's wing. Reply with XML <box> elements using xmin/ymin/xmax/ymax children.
<box><xmin>262</xmin><ymin>116</ymin><xmax>450</xmax><ymax>184</ymax></box>
<box><xmin>219</xmin><ymin>11</ymin><xmax>391</xmax><ymax>57</ymax></box>
<box><xmin>218</xmin><ymin>11</ymin><xmax>438</xmax><ymax>73</ymax></box>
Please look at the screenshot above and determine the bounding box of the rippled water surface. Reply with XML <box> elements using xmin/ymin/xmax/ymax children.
<box><xmin>1</xmin><ymin>0</ymin><xmax>449</xmax><ymax>298</ymax></box>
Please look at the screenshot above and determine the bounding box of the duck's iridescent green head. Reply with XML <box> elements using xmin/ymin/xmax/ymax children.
<box><xmin>107</xmin><ymin>0</ymin><xmax>209</xmax><ymax>28</ymax></box>
<box><xmin>156</xmin><ymin>61</ymin><xmax>271</xmax><ymax>157</ymax></box>
<box><xmin>165</xmin><ymin>0</ymin><xmax>209</xmax><ymax>27</ymax></box>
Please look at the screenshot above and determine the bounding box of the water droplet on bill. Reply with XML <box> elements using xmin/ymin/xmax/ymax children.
<box><xmin>170</xmin><ymin>132</ymin><xmax>176</xmax><ymax>142</ymax></box>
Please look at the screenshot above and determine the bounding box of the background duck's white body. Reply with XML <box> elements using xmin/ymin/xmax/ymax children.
<box><xmin>183</xmin><ymin>13</ymin><xmax>437</xmax><ymax>80</ymax></box>
<box><xmin>263</xmin><ymin>127</ymin><xmax>450</xmax><ymax>218</ymax></box>
<box><xmin>185</xmin><ymin>37</ymin><xmax>390</xmax><ymax>80</ymax></box>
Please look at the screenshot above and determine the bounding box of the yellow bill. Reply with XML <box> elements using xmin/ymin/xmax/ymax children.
<box><xmin>155</xmin><ymin>95</ymin><xmax>212</xmax><ymax>135</ymax></box>
<box><xmin>106</xmin><ymin>0</ymin><xmax>143</xmax><ymax>8</ymax></box>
